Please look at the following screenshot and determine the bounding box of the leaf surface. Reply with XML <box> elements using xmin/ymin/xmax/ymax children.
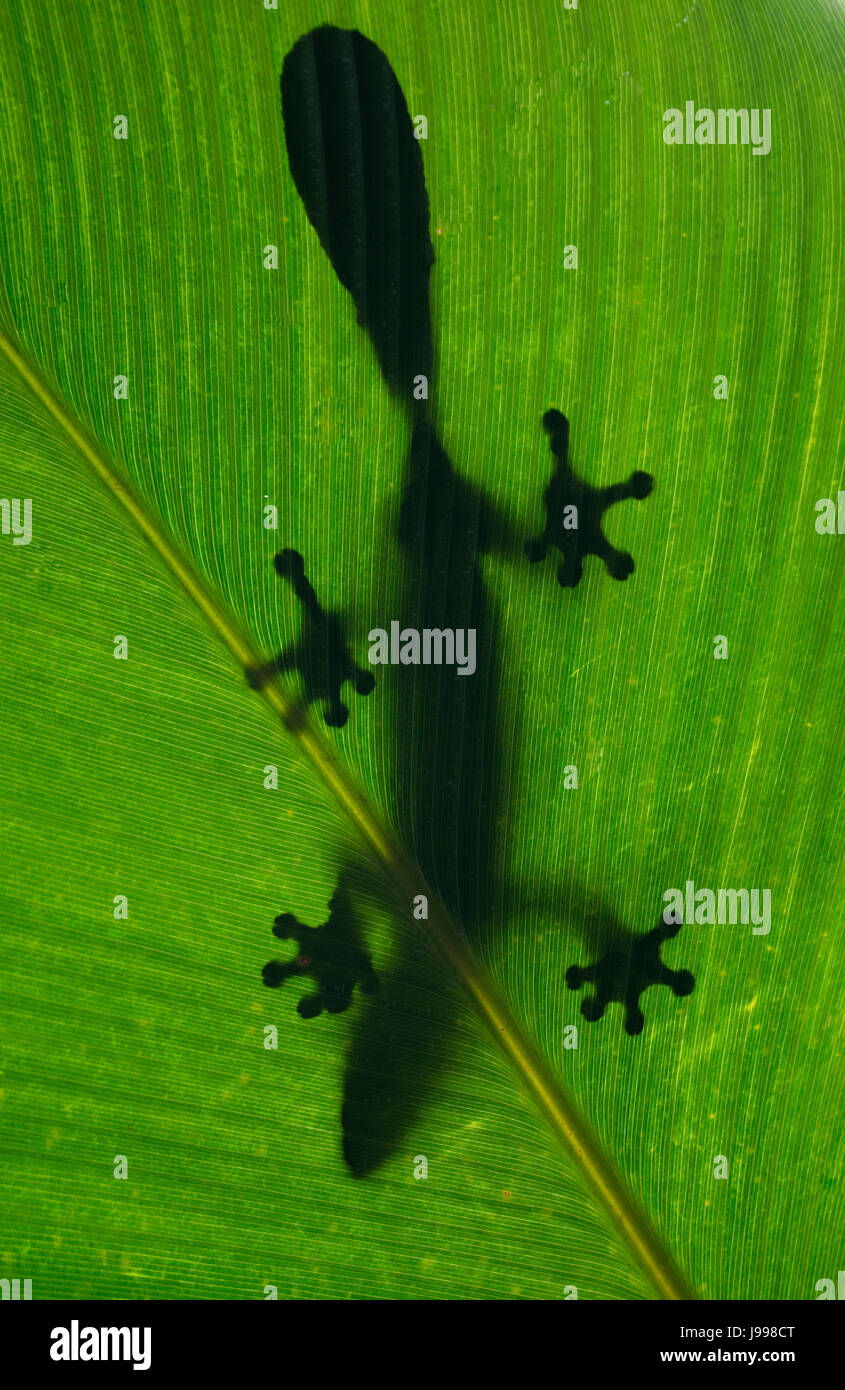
<box><xmin>0</xmin><ymin>0</ymin><xmax>843</xmax><ymax>1300</ymax></box>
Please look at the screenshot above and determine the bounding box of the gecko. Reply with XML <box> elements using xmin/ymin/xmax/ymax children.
<box><xmin>255</xmin><ymin>26</ymin><xmax>694</xmax><ymax>1174</ymax></box>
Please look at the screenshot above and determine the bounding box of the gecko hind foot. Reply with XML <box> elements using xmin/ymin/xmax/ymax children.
<box><xmin>566</xmin><ymin>913</ymin><xmax>694</xmax><ymax>1036</ymax></box>
<box><xmin>246</xmin><ymin>549</ymin><xmax>375</xmax><ymax>727</ymax></box>
<box><xmin>526</xmin><ymin>410</ymin><xmax>653</xmax><ymax>587</ymax></box>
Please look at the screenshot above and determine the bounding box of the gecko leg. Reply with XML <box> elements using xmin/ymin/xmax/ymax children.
<box><xmin>525</xmin><ymin>410</ymin><xmax>654</xmax><ymax>586</ymax></box>
<box><xmin>247</xmin><ymin>549</ymin><xmax>375</xmax><ymax>727</ymax></box>
<box><xmin>261</xmin><ymin>880</ymin><xmax>378</xmax><ymax>1018</ymax></box>
<box><xmin>245</xmin><ymin>646</ymin><xmax>296</xmax><ymax>690</ymax></box>
<box><xmin>566</xmin><ymin>912</ymin><xmax>694</xmax><ymax>1035</ymax></box>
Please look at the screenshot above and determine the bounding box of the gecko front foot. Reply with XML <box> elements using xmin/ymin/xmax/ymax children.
<box><xmin>245</xmin><ymin>549</ymin><xmax>375</xmax><ymax>726</ymax></box>
<box><xmin>566</xmin><ymin>913</ymin><xmax>694</xmax><ymax>1035</ymax></box>
<box><xmin>261</xmin><ymin>880</ymin><xmax>378</xmax><ymax>1018</ymax></box>
<box><xmin>525</xmin><ymin>410</ymin><xmax>653</xmax><ymax>587</ymax></box>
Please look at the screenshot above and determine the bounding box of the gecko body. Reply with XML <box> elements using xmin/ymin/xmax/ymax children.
<box><xmin>259</xmin><ymin>26</ymin><xmax>694</xmax><ymax>1172</ymax></box>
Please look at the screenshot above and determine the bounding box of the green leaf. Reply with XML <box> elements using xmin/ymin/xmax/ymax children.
<box><xmin>1</xmin><ymin>0</ymin><xmax>842</xmax><ymax>1302</ymax></box>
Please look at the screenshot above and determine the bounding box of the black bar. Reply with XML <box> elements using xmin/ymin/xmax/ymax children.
<box><xmin>2</xmin><ymin>1299</ymin><xmax>842</xmax><ymax>1378</ymax></box>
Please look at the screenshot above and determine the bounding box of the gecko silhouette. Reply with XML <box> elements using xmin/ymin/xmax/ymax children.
<box><xmin>246</xmin><ymin>548</ymin><xmax>374</xmax><ymax>727</ymax></box>
<box><xmin>566</xmin><ymin>912</ymin><xmax>695</xmax><ymax>1036</ymax></box>
<box><xmin>262</xmin><ymin>874</ymin><xmax>378</xmax><ymax>1017</ymax></box>
<box><xmin>526</xmin><ymin>409</ymin><xmax>654</xmax><ymax>587</ymax></box>
<box><xmin>259</xmin><ymin>26</ymin><xmax>694</xmax><ymax>1173</ymax></box>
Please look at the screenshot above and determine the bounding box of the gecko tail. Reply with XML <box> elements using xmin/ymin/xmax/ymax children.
<box><xmin>281</xmin><ymin>26</ymin><xmax>434</xmax><ymax>394</ymax></box>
